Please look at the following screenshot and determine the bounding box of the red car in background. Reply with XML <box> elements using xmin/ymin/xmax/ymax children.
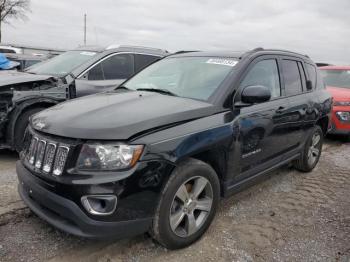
<box><xmin>319</xmin><ymin>66</ymin><xmax>350</xmax><ymax>139</ymax></box>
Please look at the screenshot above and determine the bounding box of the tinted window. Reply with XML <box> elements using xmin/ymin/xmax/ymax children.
<box><xmin>282</xmin><ymin>60</ymin><xmax>303</xmax><ymax>96</ymax></box>
<box><xmin>101</xmin><ymin>54</ymin><xmax>134</xmax><ymax>80</ymax></box>
<box><xmin>240</xmin><ymin>59</ymin><xmax>281</xmax><ymax>98</ymax></box>
<box><xmin>135</xmin><ymin>54</ymin><xmax>160</xmax><ymax>72</ymax></box>
<box><xmin>305</xmin><ymin>64</ymin><xmax>317</xmax><ymax>89</ymax></box>
<box><xmin>88</xmin><ymin>63</ymin><xmax>104</xmax><ymax>80</ymax></box>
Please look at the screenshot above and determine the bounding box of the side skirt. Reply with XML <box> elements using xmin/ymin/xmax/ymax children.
<box><xmin>222</xmin><ymin>153</ymin><xmax>300</xmax><ymax>198</ymax></box>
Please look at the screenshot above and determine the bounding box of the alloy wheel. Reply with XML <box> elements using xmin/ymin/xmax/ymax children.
<box><xmin>307</xmin><ymin>133</ymin><xmax>321</xmax><ymax>166</ymax></box>
<box><xmin>169</xmin><ymin>176</ymin><xmax>213</xmax><ymax>238</ymax></box>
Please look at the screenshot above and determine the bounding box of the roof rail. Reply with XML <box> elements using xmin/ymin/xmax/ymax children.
<box><xmin>250</xmin><ymin>47</ymin><xmax>310</xmax><ymax>58</ymax></box>
<box><xmin>173</xmin><ymin>50</ymin><xmax>200</xmax><ymax>54</ymax></box>
<box><xmin>252</xmin><ymin>47</ymin><xmax>264</xmax><ymax>52</ymax></box>
<box><xmin>106</xmin><ymin>44</ymin><xmax>168</xmax><ymax>53</ymax></box>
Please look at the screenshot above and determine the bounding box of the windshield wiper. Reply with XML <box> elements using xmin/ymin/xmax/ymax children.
<box><xmin>136</xmin><ymin>88</ymin><xmax>177</xmax><ymax>96</ymax></box>
<box><xmin>116</xmin><ymin>85</ymin><xmax>130</xmax><ymax>91</ymax></box>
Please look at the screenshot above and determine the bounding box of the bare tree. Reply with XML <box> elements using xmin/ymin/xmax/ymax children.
<box><xmin>0</xmin><ymin>0</ymin><xmax>30</xmax><ymax>42</ymax></box>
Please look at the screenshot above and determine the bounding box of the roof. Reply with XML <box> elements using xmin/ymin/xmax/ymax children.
<box><xmin>319</xmin><ymin>65</ymin><xmax>350</xmax><ymax>70</ymax></box>
<box><xmin>170</xmin><ymin>48</ymin><xmax>312</xmax><ymax>61</ymax></box>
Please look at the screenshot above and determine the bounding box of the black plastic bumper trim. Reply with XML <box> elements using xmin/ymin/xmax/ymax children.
<box><xmin>16</xmin><ymin>161</ymin><xmax>152</xmax><ymax>239</ymax></box>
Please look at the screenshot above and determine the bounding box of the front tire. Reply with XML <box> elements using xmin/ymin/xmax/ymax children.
<box><xmin>14</xmin><ymin>107</ymin><xmax>45</xmax><ymax>152</ymax></box>
<box><xmin>151</xmin><ymin>158</ymin><xmax>220</xmax><ymax>249</ymax></box>
<box><xmin>294</xmin><ymin>125</ymin><xmax>323</xmax><ymax>172</ymax></box>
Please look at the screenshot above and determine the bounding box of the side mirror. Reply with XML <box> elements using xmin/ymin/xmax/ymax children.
<box><xmin>306</xmin><ymin>80</ymin><xmax>313</xmax><ymax>90</ymax></box>
<box><xmin>240</xmin><ymin>85</ymin><xmax>271</xmax><ymax>104</ymax></box>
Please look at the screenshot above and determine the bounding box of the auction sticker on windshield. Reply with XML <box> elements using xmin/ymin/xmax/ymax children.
<box><xmin>80</xmin><ymin>51</ymin><xmax>96</xmax><ymax>56</ymax></box>
<box><xmin>206</xmin><ymin>58</ymin><xmax>238</xmax><ymax>67</ymax></box>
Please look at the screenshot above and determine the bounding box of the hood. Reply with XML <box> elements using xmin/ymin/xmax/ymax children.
<box><xmin>326</xmin><ymin>86</ymin><xmax>350</xmax><ymax>101</ymax></box>
<box><xmin>0</xmin><ymin>70</ymin><xmax>56</xmax><ymax>87</ymax></box>
<box><xmin>32</xmin><ymin>91</ymin><xmax>221</xmax><ymax>140</ymax></box>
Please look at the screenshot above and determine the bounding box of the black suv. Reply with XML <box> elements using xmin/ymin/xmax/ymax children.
<box><xmin>17</xmin><ymin>48</ymin><xmax>332</xmax><ymax>249</ymax></box>
<box><xmin>0</xmin><ymin>45</ymin><xmax>168</xmax><ymax>151</ymax></box>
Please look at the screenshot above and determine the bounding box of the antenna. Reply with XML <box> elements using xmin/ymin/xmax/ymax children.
<box><xmin>84</xmin><ymin>14</ymin><xmax>87</xmax><ymax>45</ymax></box>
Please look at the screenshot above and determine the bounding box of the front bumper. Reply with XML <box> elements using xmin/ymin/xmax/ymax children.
<box><xmin>17</xmin><ymin>161</ymin><xmax>152</xmax><ymax>239</ymax></box>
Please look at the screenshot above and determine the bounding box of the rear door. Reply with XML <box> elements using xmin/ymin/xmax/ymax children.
<box><xmin>279</xmin><ymin>58</ymin><xmax>315</xmax><ymax>158</ymax></box>
<box><xmin>234</xmin><ymin>56</ymin><xmax>292</xmax><ymax>181</ymax></box>
<box><xmin>75</xmin><ymin>53</ymin><xmax>134</xmax><ymax>97</ymax></box>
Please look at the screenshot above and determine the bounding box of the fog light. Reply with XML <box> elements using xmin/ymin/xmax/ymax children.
<box><xmin>81</xmin><ymin>195</ymin><xmax>117</xmax><ymax>216</ymax></box>
<box><xmin>336</xmin><ymin>111</ymin><xmax>350</xmax><ymax>122</ymax></box>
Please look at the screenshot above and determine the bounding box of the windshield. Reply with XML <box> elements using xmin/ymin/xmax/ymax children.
<box><xmin>26</xmin><ymin>50</ymin><xmax>97</xmax><ymax>76</ymax></box>
<box><xmin>123</xmin><ymin>56</ymin><xmax>237</xmax><ymax>101</ymax></box>
<box><xmin>320</xmin><ymin>69</ymin><xmax>350</xmax><ymax>89</ymax></box>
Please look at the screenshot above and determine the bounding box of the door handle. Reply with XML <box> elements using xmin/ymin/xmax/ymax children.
<box><xmin>275</xmin><ymin>106</ymin><xmax>286</xmax><ymax>114</ymax></box>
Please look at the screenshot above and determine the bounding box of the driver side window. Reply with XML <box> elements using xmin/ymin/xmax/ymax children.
<box><xmin>84</xmin><ymin>54</ymin><xmax>134</xmax><ymax>81</ymax></box>
<box><xmin>240</xmin><ymin>59</ymin><xmax>281</xmax><ymax>99</ymax></box>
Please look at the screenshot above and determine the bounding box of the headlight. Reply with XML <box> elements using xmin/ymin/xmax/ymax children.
<box><xmin>334</xmin><ymin>101</ymin><xmax>350</xmax><ymax>106</ymax></box>
<box><xmin>335</xmin><ymin>111</ymin><xmax>350</xmax><ymax>122</ymax></box>
<box><xmin>76</xmin><ymin>144</ymin><xmax>144</xmax><ymax>171</ymax></box>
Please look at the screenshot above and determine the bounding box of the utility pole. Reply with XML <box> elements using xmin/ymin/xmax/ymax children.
<box><xmin>84</xmin><ymin>13</ymin><xmax>87</xmax><ymax>45</ymax></box>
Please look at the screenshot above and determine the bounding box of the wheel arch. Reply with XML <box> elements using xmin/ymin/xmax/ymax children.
<box><xmin>6</xmin><ymin>98</ymin><xmax>59</xmax><ymax>148</ymax></box>
<box><xmin>316</xmin><ymin>115</ymin><xmax>329</xmax><ymax>136</ymax></box>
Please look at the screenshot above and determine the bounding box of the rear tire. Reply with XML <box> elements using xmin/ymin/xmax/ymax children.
<box><xmin>151</xmin><ymin>158</ymin><xmax>220</xmax><ymax>249</ymax></box>
<box><xmin>293</xmin><ymin>125</ymin><xmax>323</xmax><ymax>172</ymax></box>
<box><xmin>14</xmin><ymin>107</ymin><xmax>45</xmax><ymax>152</ymax></box>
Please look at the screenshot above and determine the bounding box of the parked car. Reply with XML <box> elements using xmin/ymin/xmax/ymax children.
<box><xmin>0</xmin><ymin>45</ymin><xmax>23</xmax><ymax>54</ymax></box>
<box><xmin>17</xmin><ymin>48</ymin><xmax>332</xmax><ymax>249</ymax></box>
<box><xmin>319</xmin><ymin>66</ymin><xmax>350</xmax><ymax>139</ymax></box>
<box><xmin>0</xmin><ymin>45</ymin><xmax>168</xmax><ymax>151</ymax></box>
<box><xmin>4</xmin><ymin>53</ymin><xmax>47</xmax><ymax>71</ymax></box>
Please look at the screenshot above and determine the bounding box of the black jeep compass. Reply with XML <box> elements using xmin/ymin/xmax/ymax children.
<box><xmin>17</xmin><ymin>48</ymin><xmax>332</xmax><ymax>249</ymax></box>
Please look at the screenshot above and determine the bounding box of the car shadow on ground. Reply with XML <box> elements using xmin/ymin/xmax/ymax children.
<box><xmin>0</xmin><ymin>149</ymin><xmax>18</xmax><ymax>161</ymax></box>
<box><xmin>325</xmin><ymin>134</ymin><xmax>350</xmax><ymax>146</ymax></box>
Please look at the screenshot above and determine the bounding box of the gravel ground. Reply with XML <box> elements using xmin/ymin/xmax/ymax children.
<box><xmin>0</xmin><ymin>137</ymin><xmax>349</xmax><ymax>262</ymax></box>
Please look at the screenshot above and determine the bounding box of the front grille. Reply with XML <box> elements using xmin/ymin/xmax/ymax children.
<box><xmin>24</xmin><ymin>130</ymin><xmax>71</xmax><ymax>176</ymax></box>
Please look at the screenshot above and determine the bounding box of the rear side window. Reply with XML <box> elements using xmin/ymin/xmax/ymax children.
<box><xmin>101</xmin><ymin>54</ymin><xmax>134</xmax><ymax>80</ymax></box>
<box><xmin>240</xmin><ymin>59</ymin><xmax>281</xmax><ymax>99</ymax></box>
<box><xmin>135</xmin><ymin>54</ymin><xmax>160</xmax><ymax>72</ymax></box>
<box><xmin>305</xmin><ymin>64</ymin><xmax>317</xmax><ymax>89</ymax></box>
<box><xmin>282</xmin><ymin>60</ymin><xmax>303</xmax><ymax>96</ymax></box>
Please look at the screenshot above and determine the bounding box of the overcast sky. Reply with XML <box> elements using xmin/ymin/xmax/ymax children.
<box><xmin>3</xmin><ymin>0</ymin><xmax>350</xmax><ymax>64</ymax></box>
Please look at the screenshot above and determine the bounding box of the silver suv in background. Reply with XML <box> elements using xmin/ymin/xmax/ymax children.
<box><xmin>0</xmin><ymin>45</ymin><xmax>168</xmax><ymax>151</ymax></box>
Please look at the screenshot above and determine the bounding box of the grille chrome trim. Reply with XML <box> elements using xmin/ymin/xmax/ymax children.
<box><xmin>43</xmin><ymin>143</ymin><xmax>57</xmax><ymax>173</ymax></box>
<box><xmin>35</xmin><ymin>140</ymin><xmax>47</xmax><ymax>169</ymax></box>
<box><xmin>28</xmin><ymin>137</ymin><xmax>39</xmax><ymax>165</ymax></box>
<box><xmin>23</xmin><ymin>130</ymin><xmax>71</xmax><ymax>176</ymax></box>
<box><xmin>52</xmin><ymin>146</ymin><xmax>70</xmax><ymax>176</ymax></box>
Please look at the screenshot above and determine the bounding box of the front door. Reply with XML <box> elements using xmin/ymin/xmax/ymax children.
<box><xmin>233</xmin><ymin>58</ymin><xmax>292</xmax><ymax>182</ymax></box>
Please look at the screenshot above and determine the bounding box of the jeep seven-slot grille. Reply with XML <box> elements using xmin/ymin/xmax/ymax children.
<box><xmin>25</xmin><ymin>131</ymin><xmax>70</xmax><ymax>176</ymax></box>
